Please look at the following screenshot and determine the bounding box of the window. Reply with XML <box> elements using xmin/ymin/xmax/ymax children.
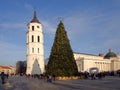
<box><xmin>32</xmin><ymin>35</ymin><xmax>34</xmax><ymax>42</ymax></box>
<box><xmin>38</xmin><ymin>36</ymin><xmax>40</xmax><ymax>42</ymax></box>
<box><xmin>37</xmin><ymin>26</ymin><xmax>39</xmax><ymax>28</ymax></box>
<box><xmin>38</xmin><ymin>48</ymin><xmax>39</xmax><ymax>53</ymax></box>
<box><xmin>32</xmin><ymin>26</ymin><xmax>34</xmax><ymax>31</ymax></box>
<box><xmin>32</xmin><ymin>48</ymin><xmax>34</xmax><ymax>53</ymax></box>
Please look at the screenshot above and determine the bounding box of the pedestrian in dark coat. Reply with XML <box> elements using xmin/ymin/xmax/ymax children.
<box><xmin>1</xmin><ymin>72</ymin><xmax>5</xmax><ymax>84</ymax></box>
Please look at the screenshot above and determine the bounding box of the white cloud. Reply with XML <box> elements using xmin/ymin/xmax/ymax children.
<box><xmin>64</xmin><ymin>11</ymin><xmax>120</xmax><ymax>39</ymax></box>
<box><xmin>103</xmin><ymin>38</ymin><xmax>120</xmax><ymax>48</ymax></box>
<box><xmin>62</xmin><ymin>11</ymin><xmax>120</xmax><ymax>55</ymax></box>
<box><xmin>24</xmin><ymin>4</ymin><xmax>33</xmax><ymax>11</ymax></box>
<box><xmin>64</xmin><ymin>13</ymin><xmax>102</xmax><ymax>36</ymax></box>
<box><xmin>0</xmin><ymin>22</ymin><xmax>25</xmax><ymax>29</ymax></box>
<box><xmin>0</xmin><ymin>41</ymin><xmax>25</xmax><ymax>65</ymax></box>
<box><xmin>0</xmin><ymin>41</ymin><xmax>25</xmax><ymax>55</ymax></box>
<box><xmin>42</xmin><ymin>20</ymin><xmax>56</xmax><ymax>36</ymax></box>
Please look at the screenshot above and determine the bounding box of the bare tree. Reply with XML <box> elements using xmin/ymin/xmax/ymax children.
<box><xmin>16</xmin><ymin>61</ymin><xmax>26</xmax><ymax>75</ymax></box>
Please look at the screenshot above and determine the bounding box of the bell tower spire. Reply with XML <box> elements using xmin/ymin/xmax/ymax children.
<box><xmin>26</xmin><ymin>10</ymin><xmax>44</xmax><ymax>75</ymax></box>
<box><xmin>30</xmin><ymin>10</ymin><xmax>40</xmax><ymax>23</ymax></box>
<box><xmin>34</xmin><ymin>10</ymin><xmax>37</xmax><ymax>18</ymax></box>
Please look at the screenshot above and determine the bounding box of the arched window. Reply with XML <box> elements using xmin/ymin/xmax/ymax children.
<box><xmin>38</xmin><ymin>36</ymin><xmax>40</xmax><ymax>42</ymax></box>
<box><xmin>32</xmin><ymin>48</ymin><xmax>34</xmax><ymax>53</ymax></box>
<box><xmin>32</xmin><ymin>35</ymin><xmax>34</xmax><ymax>42</ymax></box>
<box><xmin>32</xmin><ymin>26</ymin><xmax>34</xmax><ymax>31</ymax></box>
<box><xmin>38</xmin><ymin>48</ymin><xmax>39</xmax><ymax>53</ymax></box>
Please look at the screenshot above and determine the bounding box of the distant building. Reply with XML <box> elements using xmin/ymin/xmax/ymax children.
<box><xmin>0</xmin><ymin>66</ymin><xmax>15</xmax><ymax>75</ymax></box>
<box><xmin>74</xmin><ymin>49</ymin><xmax>120</xmax><ymax>73</ymax></box>
<box><xmin>26</xmin><ymin>10</ymin><xmax>45</xmax><ymax>75</ymax></box>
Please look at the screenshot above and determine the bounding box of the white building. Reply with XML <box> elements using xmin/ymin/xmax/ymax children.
<box><xmin>26</xmin><ymin>10</ymin><xmax>45</xmax><ymax>75</ymax></box>
<box><xmin>74</xmin><ymin>49</ymin><xmax>120</xmax><ymax>73</ymax></box>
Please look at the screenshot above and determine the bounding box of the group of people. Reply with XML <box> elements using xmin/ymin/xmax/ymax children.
<box><xmin>24</xmin><ymin>74</ymin><xmax>55</xmax><ymax>83</ymax></box>
<box><xmin>1</xmin><ymin>70</ymin><xmax>119</xmax><ymax>84</ymax></box>
<box><xmin>90</xmin><ymin>72</ymin><xmax>104</xmax><ymax>80</ymax></box>
<box><xmin>82</xmin><ymin>71</ymin><xmax>105</xmax><ymax>80</ymax></box>
<box><xmin>80</xmin><ymin>70</ymin><xmax>120</xmax><ymax>80</ymax></box>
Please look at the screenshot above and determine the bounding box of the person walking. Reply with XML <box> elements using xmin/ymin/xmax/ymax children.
<box><xmin>1</xmin><ymin>72</ymin><xmax>6</xmax><ymax>84</ymax></box>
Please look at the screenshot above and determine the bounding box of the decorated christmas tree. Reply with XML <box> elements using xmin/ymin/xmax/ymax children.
<box><xmin>46</xmin><ymin>21</ymin><xmax>78</xmax><ymax>77</ymax></box>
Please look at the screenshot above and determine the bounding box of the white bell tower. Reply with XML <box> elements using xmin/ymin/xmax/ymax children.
<box><xmin>26</xmin><ymin>10</ymin><xmax>45</xmax><ymax>75</ymax></box>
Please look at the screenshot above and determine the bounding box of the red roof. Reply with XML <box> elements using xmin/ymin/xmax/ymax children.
<box><xmin>0</xmin><ymin>66</ymin><xmax>13</xmax><ymax>69</ymax></box>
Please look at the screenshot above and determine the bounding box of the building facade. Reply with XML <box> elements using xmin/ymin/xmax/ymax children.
<box><xmin>0</xmin><ymin>66</ymin><xmax>15</xmax><ymax>75</ymax></box>
<box><xmin>26</xmin><ymin>11</ymin><xmax>45</xmax><ymax>75</ymax></box>
<box><xmin>74</xmin><ymin>49</ymin><xmax>120</xmax><ymax>73</ymax></box>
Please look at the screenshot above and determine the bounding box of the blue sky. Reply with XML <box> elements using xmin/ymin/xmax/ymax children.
<box><xmin>0</xmin><ymin>0</ymin><xmax>120</xmax><ymax>66</ymax></box>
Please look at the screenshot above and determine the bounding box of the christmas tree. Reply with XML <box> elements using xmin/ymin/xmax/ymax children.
<box><xmin>46</xmin><ymin>21</ymin><xmax>78</xmax><ymax>76</ymax></box>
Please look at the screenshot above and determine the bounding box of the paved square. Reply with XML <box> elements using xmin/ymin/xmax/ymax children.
<box><xmin>0</xmin><ymin>76</ymin><xmax>120</xmax><ymax>90</ymax></box>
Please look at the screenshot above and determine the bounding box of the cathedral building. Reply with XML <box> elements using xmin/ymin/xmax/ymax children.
<box><xmin>26</xmin><ymin>11</ymin><xmax>45</xmax><ymax>75</ymax></box>
<box><xmin>74</xmin><ymin>49</ymin><xmax>120</xmax><ymax>73</ymax></box>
